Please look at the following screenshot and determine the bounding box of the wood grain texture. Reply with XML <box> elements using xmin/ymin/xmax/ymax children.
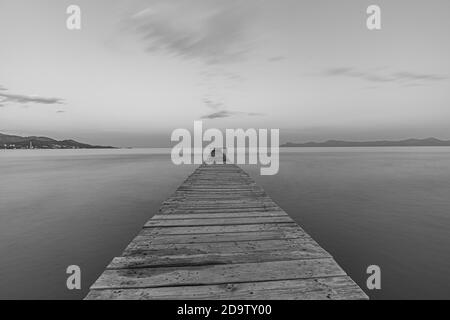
<box><xmin>86</xmin><ymin>276</ymin><xmax>366</xmax><ymax>300</ymax></box>
<box><xmin>91</xmin><ymin>259</ymin><xmax>346</xmax><ymax>289</ymax></box>
<box><xmin>86</xmin><ymin>163</ymin><xmax>368</xmax><ymax>300</ymax></box>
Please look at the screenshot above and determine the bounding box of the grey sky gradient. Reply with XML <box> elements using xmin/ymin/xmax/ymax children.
<box><xmin>0</xmin><ymin>0</ymin><xmax>449</xmax><ymax>147</ymax></box>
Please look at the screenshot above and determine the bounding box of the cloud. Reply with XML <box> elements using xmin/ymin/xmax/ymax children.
<box><xmin>203</xmin><ymin>98</ymin><xmax>223</xmax><ymax>110</ymax></box>
<box><xmin>201</xmin><ymin>97</ymin><xmax>263</xmax><ymax>119</ymax></box>
<box><xmin>391</xmin><ymin>71</ymin><xmax>447</xmax><ymax>82</ymax></box>
<box><xmin>0</xmin><ymin>86</ymin><xmax>6</xmax><ymax>91</ymax></box>
<box><xmin>325</xmin><ymin>67</ymin><xmax>447</xmax><ymax>84</ymax></box>
<box><xmin>202</xmin><ymin>110</ymin><xmax>233</xmax><ymax>119</ymax></box>
<box><xmin>268</xmin><ymin>56</ymin><xmax>285</xmax><ymax>62</ymax></box>
<box><xmin>201</xmin><ymin>110</ymin><xmax>263</xmax><ymax>119</ymax></box>
<box><xmin>126</xmin><ymin>0</ymin><xmax>257</xmax><ymax>64</ymax></box>
<box><xmin>0</xmin><ymin>92</ymin><xmax>64</xmax><ymax>105</ymax></box>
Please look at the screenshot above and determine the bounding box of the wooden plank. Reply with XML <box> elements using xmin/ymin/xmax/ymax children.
<box><xmin>123</xmin><ymin>238</ymin><xmax>322</xmax><ymax>255</ymax></box>
<box><xmin>164</xmin><ymin>198</ymin><xmax>275</xmax><ymax>202</ymax></box>
<box><xmin>138</xmin><ymin>223</ymin><xmax>303</xmax><ymax>235</ymax></box>
<box><xmin>90</xmin><ymin>258</ymin><xmax>346</xmax><ymax>289</ymax></box>
<box><xmin>160</xmin><ymin>207</ymin><xmax>283</xmax><ymax>214</ymax></box>
<box><xmin>162</xmin><ymin>203</ymin><xmax>280</xmax><ymax>210</ymax></box>
<box><xmin>161</xmin><ymin>206</ymin><xmax>282</xmax><ymax>212</ymax></box>
<box><xmin>109</xmin><ymin>249</ymin><xmax>331</xmax><ymax>269</ymax></box>
<box><xmin>144</xmin><ymin>216</ymin><xmax>294</xmax><ymax>227</ymax></box>
<box><xmin>132</xmin><ymin>229</ymin><xmax>305</xmax><ymax>244</ymax></box>
<box><xmin>86</xmin><ymin>276</ymin><xmax>366</xmax><ymax>300</ymax></box>
<box><xmin>152</xmin><ymin>211</ymin><xmax>287</xmax><ymax>220</ymax></box>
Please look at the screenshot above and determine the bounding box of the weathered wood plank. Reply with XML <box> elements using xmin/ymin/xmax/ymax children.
<box><xmin>123</xmin><ymin>238</ymin><xmax>322</xmax><ymax>255</ymax></box>
<box><xmin>109</xmin><ymin>249</ymin><xmax>331</xmax><ymax>269</ymax></box>
<box><xmin>138</xmin><ymin>223</ymin><xmax>303</xmax><ymax>235</ymax></box>
<box><xmin>133</xmin><ymin>228</ymin><xmax>305</xmax><ymax>244</ymax></box>
<box><xmin>161</xmin><ymin>205</ymin><xmax>280</xmax><ymax>213</ymax></box>
<box><xmin>144</xmin><ymin>216</ymin><xmax>294</xmax><ymax>227</ymax></box>
<box><xmin>90</xmin><ymin>258</ymin><xmax>346</xmax><ymax>289</ymax></box>
<box><xmin>152</xmin><ymin>211</ymin><xmax>287</xmax><ymax>220</ymax></box>
<box><xmin>162</xmin><ymin>203</ymin><xmax>280</xmax><ymax>210</ymax></box>
<box><xmin>160</xmin><ymin>207</ymin><xmax>283</xmax><ymax>215</ymax></box>
<box><xmin>86</xmin><ymin>276</ymin><xmax>366</xmax><ymax>300</ymax></box>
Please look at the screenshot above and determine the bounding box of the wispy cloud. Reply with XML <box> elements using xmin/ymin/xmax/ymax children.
<box><xmin>201</xmin><ymin>110</ymin><xmax>263</xmax><ymax>119</ymax></box>
<box><xmin>268</xmin><ymin>56</ymin><xmax>285</xmax><ymax>62</ymax></box>
<box><xmin>126</xmin><ymin>0</ymin><xmax>257</xmax><ymax>64</ymax></box>
<box><xmin>203</xmin><ymin>98</ymin><xmax>223</xmax><ymax>110</ymax></box>
<box><xmin>201</xmin><ymin>96</ymin><xmax>264</xmax><ymax>119</ymax></box>
<box><xmin>0</xmin><ymin>91</ymin><xmax>64</xmax><ymax>106</ymax></box>
<box><xmin>125</xmin><ymin>1</ymin><xmax>263</xmax><ymax>120</ymax></box>
<box><xmin>201</xmin><ymin>110</ymin><xmax>233</xmax><ymax>119</ymax></box>
<box><xmin>391</xmin><ymin>71</ymin><xmax>447</xmax><ymax>82</ymax></box>
<box><xmin>325</xmin><ymin>67</ymin><xmax>447</xmax><ymax>84</ymax></box>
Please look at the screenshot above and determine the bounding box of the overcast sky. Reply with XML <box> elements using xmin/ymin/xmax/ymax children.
<box><xmin>0</xmin><ymin>0</ymin><xmax>449</xmax><ymax>146</ymax></box>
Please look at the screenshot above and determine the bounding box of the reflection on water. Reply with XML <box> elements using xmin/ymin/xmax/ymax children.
<box><xmin>1</xmin><ymin>147</ymin><xmax>450</xmax><ymax>299</ymax></box>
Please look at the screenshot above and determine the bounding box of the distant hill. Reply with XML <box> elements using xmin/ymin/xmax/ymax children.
<box><xmin>0</xmin><ymin>133</ymin><xmax>114</xmax><ymax>149</ymax></box>
<box><xmin>281</xmin><ymin>138</ymin><xmax>450</xmax><ymax>147</ymax></box>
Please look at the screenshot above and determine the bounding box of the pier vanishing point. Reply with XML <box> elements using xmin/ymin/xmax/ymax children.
<box><xmin>86</xmin><ymin>159</ymin><xmax>368</xmax><ymax>300</ymax></box>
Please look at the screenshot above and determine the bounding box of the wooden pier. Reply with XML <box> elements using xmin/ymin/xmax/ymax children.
<box><xmin>86</xmin><ymin>163</ymin><xmax>368</xmax><ymax>300</ymax></box>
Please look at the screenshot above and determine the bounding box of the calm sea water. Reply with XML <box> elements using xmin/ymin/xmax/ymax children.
<box><xmin>1</xmin><ymin>147</ymin><xmax>449</xmax><ymax>299</ymax></box>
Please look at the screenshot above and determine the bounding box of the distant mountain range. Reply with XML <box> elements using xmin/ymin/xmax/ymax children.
<box><xmin>0</xmin><ymin>133</ymin><xmax>114</xmax><ymax>149</ymax></box>
<box><xmin>281</xmin><ymin>138</ymin><xmax>450</xmax><ymax>147</ymax></box>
